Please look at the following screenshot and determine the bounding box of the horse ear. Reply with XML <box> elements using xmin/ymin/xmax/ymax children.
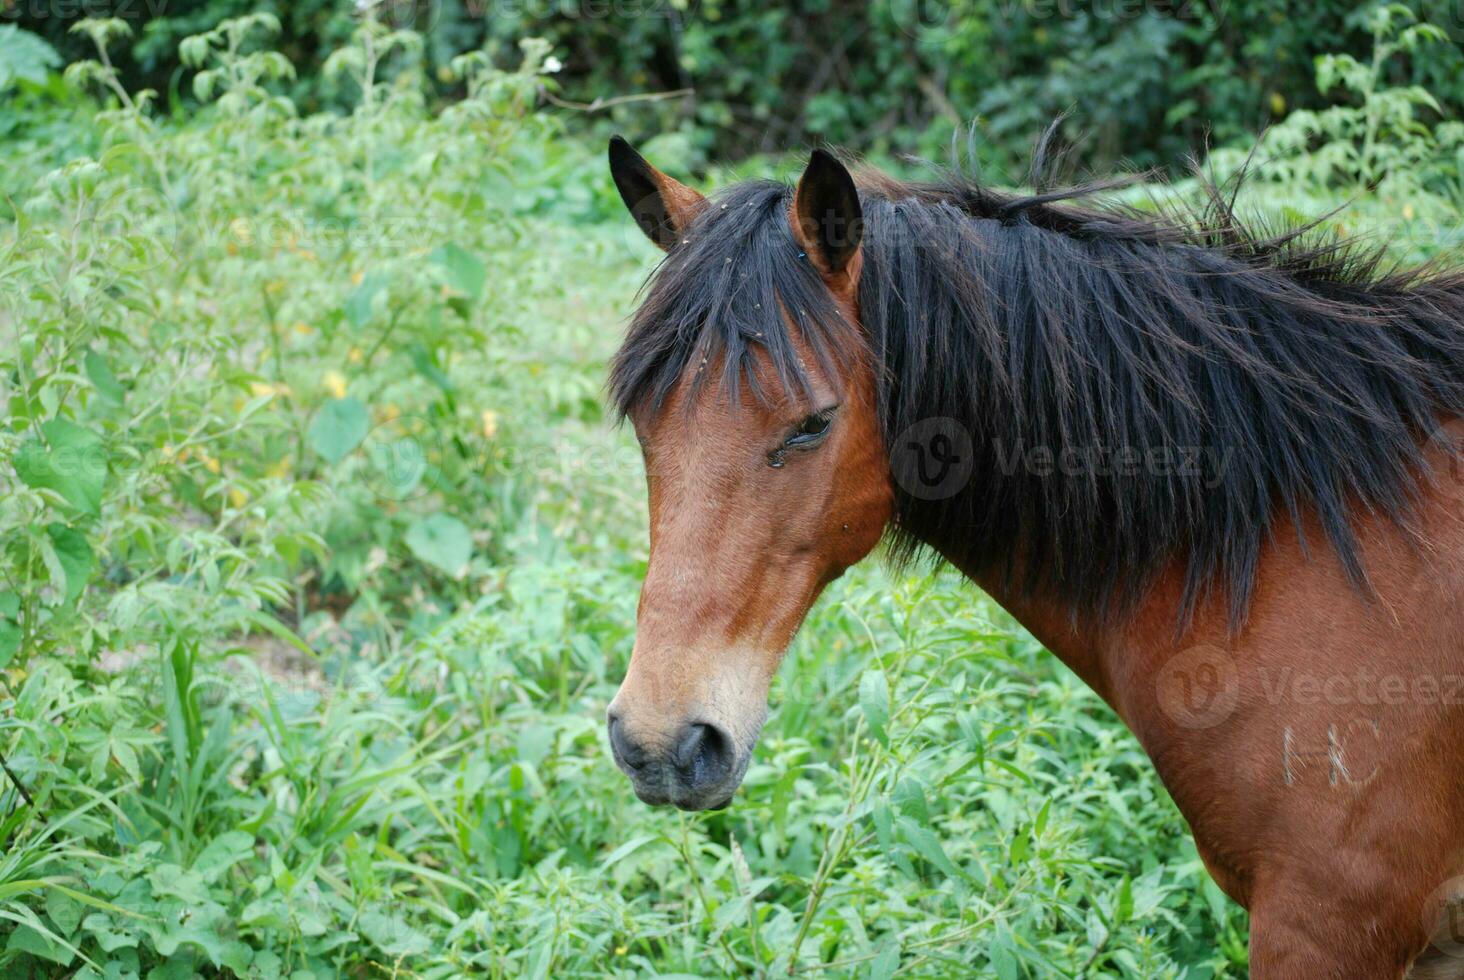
<box><xmin>608</xmin><ymin>136</ymin><xmax>707</xmax><ymax>251</ymax></box>
<box><xmin>791</xmin><ymin>149</ymin><xmax>862</xmax><ymax>278</ymax></box>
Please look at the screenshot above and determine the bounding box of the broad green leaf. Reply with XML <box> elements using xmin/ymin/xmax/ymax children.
<box><xmin>45</xmin><ymin>524</ymin><xmax>93</xmax><ymax>605</ymax></box>
<box><xmin>359</xmin><ymin>910</ymin><xmax>430</xmax><ymax>957</ymax></box>
<box><xmin>112</xmin><ymin>740</ymin><xmax>140</xmax><ymax>783</ymax></box>
<box><xmin>0</xmin><ymin>620</ymin><xmax>19</xmax><ymax>668</ymax></box>
<box><xmin>240</xmin><ymin>608</ymin><xmax>315</xmax><ymax>658</ymax></box>
<box><xmin>5</xmin><ymin>923</ymin><xmax>73</xmax><ymax>966</ymax></box>
<box><xmin>896</xmin><ymin>815</ymin><xmax>961</xmax><ymax>879</ymax></box>
<box><xmin>308</xmin><ymin>397</ymin><xmax>368</xmax><ymax>463</ymax></box>
<box><xmin>859</xmin><ymin>667</ymin><xmax>890</xmax><ymax>747</ymax></box>
<box><xmin>409</xmin><ymin>342</ymin><xmax>454</xmax><ymax>393</ymax></box>
<box><xmin>82</xmin><ymin>912</ymin><xmax>137</xmax><ymax>953</ymax></box>
<box><xmin>870</xmin><ymin>941</ymin><xmax>900</xmax><ymax>980</ymax></box>
<box><xmin>146</xmin><ymin>899</ymin><xmax>228</xmax><ymax>966</ymax></box>
<box><xmin>14</xmin><ymin>419</ymin><xmax>107</xmax><ymax>515</ymax></box>
<box><xmin>516</xmin><ymin>722</ymin><xmax>553</xmax><ymax>766</ymax></box>
<box><xmin>988</xmin><ymin>931</ymin><xmax>1020</xmax><ymax>980</ymax></box>
<box><xmin>251</xmin><ymin>951</ymin><xmax>284</xmax><ymax>976</ymax></box>
<box><xmin>221</xmin><ymin>939</ymin><xmax>253</xmax><ymax>972</ymax></box>
<box><xmin>1009</xmin><ymin>823</ymin><xmax>1030</xmax><ymax>864</ymax></box>
<box><xmin>597</xmin><ymin>834</ymin><xmax>660</xmax><ymax>872</ymax></box>
<box><xmin>344</xmin><ymin>272</ymin><xmax>388</xmax><ymax>329</ymax></box>
<box><xmin>893</xmin><ymin>778</ymin><xmax>929</xmax><ymax>825</ymax></box>
<box><xmin>192</xmin><ymin>831</ymin><xmax>255</xmax><ymax>883</ymax></box>
<box><xmin>870</xmin><ymin>797</ymin><xmax>894</xmax><ymax>851</ymax></box>
<box><xmin>1114</xmin><ymin>875</ymin><xmax>1134</xmax><ymax>924</ymax></box>
<box><xmin>45</xmin><ymin>889</ymin><xmax>82</xmax><ymax>937</ymax></box>
<box><xmin>405</xmin><ymin>513</ymin><xmax>471</xmax><ymax>577</ymax></box>
<box><xmin>84</xmin><ymin>350</ymin><xmax>126</xmax><ymax>405</ymax></box>
<box><xmin>146</xmin><ymin>864</ymin><xmax>209</xmax><ymax>905</ymax></box>
<box><xmin>432</xmin><ymin>242</ymin><xmax>486</xmax><ymax>303</ymax></box>
<box><xmin>0</xmin><ymin>26</ymin><xmax>60</xmax><ymax>92</ymax></box>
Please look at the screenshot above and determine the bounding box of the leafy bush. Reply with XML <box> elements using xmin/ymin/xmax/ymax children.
<box><xmin>1197</xmin><ymin>4</ymin><xmax>1464</xmax><ymax>262</ymax></box>
<box><xmin>11</xmin><ymin>0</ymin><xmax>1464</xmax><ymax>172</ymax></box>
<box><xmin>0</xmin><ymin>5</ymin><xmax>1460</xmax><ymax>976</ymax></box>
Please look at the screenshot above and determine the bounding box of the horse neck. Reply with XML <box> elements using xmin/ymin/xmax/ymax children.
<box><xmin>930</xmin><ymin>542</ymin><xmax>1208</xmax><ymax>718</ymax></box>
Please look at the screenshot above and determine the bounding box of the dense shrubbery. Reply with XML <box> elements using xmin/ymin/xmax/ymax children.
<box><xmin>0</xmin><ymin>2</ymin><xmax>1461</xmax><ymax>975</ymax></box>
<box><xmin>10</xmin><ymin>0</ymin><xmax>1464</xmax><ymax>172</ymax></box>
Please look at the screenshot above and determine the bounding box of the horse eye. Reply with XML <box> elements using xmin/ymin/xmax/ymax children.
<box><xmin>798</xmin><ymin>415</ymin><xmax>829</xmax><ymax>436</ymax></box>
<box><xmin>784</xmin><ymin>411</ymin><xmax>834</xmax><ymax>448</ymax></box>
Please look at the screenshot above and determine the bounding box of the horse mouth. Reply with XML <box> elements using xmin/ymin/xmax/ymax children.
<box><xmin>629</xmin><ymin>781</ymin><xmax>736</xmax><ymax>812</ymax></box>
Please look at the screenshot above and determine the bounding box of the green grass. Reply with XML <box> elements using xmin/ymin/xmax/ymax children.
<box><xmin>1</xmin><ymin>10</ymin><xmax>1461</xmax><ymax>978</ymax></box>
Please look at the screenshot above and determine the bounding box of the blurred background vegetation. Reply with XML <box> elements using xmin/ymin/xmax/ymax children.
<box><xmin>10</xmin><ymin>0</ymin><xmax>1464</xmax><ymax>173</ymax></box>
<box><xmin>1</xmin><ymin>0</ymin><xmax>1462</xmax><ymax>976</ymax></box>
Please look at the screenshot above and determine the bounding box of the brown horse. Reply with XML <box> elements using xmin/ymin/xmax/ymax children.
<box><xmin>602</xmin><ymin>132</ymin><xmax>1464</xmax><ymax>977</ymax></box>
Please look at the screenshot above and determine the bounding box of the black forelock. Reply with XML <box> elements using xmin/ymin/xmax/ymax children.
<box><xmin>609</xmin><ymin>180</ymin><xmax>858</xmax><ymax>421</ymax></box>
<box><xmin>610</xmin><ymin>146</ymin><xmax>1464</xmax><ymax>628</ymax></box>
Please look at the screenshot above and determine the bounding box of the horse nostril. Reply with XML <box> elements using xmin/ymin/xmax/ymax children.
<box><xmin>674</xmin><ymin>722</ymin><xmax>734</xmax><ymax>791</ymax></box>
<box><xmin>608</xmin><ymin>714</ymin><xmax>648</xmax><ymax>772</ymax></box>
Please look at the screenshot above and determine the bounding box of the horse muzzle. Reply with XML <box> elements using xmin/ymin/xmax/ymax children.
<box><xmin>606</xmin><ymin>712</ymin><xmax>750</xmax><ymax>810</ymax></box>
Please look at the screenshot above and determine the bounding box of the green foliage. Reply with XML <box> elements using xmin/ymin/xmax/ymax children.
<box><xmin>1229</xmin><ymin>4</ymin><xmax>1464</xmax><ymax>193</ymax></box>
<box><xmin>0</xmin><ymin>26</ymin><xmax>60</xmax><ymax>94</ymax></box>
<box><xmin>12</xmin><ymin>0</ymin><xmax>1464</xmax><ymax>173</ymax></box>
<box><xmin>0</xmin><ymin>6</ymin><xmax>1461</xmax><ymax>976</ymax></box>
<box><xmin>1195</xmin><ymin>4</ymin><xmax>1464</xmax><ymax>264</ymax></box>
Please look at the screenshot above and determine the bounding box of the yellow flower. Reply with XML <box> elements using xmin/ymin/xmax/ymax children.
<box><xmin>203</xmin><ymin>456</ymin><xmax>221</xmax><ymax>475</ymax></box>
<box><xmin>323</xmin><ymin>370</ymin><xmax>348</xmax><ymax>400</ymax></box>
<box><xmin>380</xmin><ymin>403</ymin><xmax>401</xmax><ymax>422</ymax></box>
<box><xmin>1403</xmin><ymin>203</ymin><xmax>1416</xmax><ymax>220</ymax></box>
<box><xmin>293</xmin><ymin>321</ymin><xmax>313</xmax><ymax>335</ymax></box>
<box><xmin>481</xmin><ymin>409</ymin><xmax>499</xmax><ymax>440</ymax></box>
<box><xmin>228</xmin><ymin>488</ymin><xmax>248</xmax><ymax>508</ymax></box>
<box><xmin>347</xmin><ymin>347</ymin><xmax>364</xmax><ymax>365</ymax></box>
<box><xmin>249</xmin><ymin>381</ymin><xmax>276</xmax><ymax>398</ymax></box>
<box><xmin>351</xmin><ymin>269</ymin><xmax>365</xmax><ymax>286</ymax></box>
<box><xmin>1270</xmin><ymin>92</ymin><xmax>1286</xmax><ymax>116</ymax></box>
<box><xmin>267</xmin><ymin>458</ymin><xmax>291</xmax><ymax>479</ymax></box>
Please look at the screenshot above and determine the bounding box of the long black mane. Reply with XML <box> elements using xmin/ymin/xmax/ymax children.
<box><xmin>610</xmin><ymin>149</ymin><xmax>1464</xmax><ymax>626</ymax></box>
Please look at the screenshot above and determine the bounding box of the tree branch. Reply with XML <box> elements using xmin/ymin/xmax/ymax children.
<box><xmin>538</xmin><ymin>86</ymin><xmax>694</xmax><ymax>114</ymax></box>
